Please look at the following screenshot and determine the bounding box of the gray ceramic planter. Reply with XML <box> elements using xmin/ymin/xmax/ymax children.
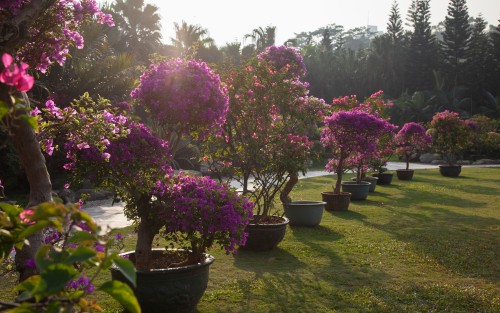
<box><xmin>284</xmin><ymin>200</ymin><xmax>326</xmax><ymax>227</ymax></box>
<box><xmin>341</xmin><ymin>181</ymin><xmax>371</xmax><ymax>200</ymax></box>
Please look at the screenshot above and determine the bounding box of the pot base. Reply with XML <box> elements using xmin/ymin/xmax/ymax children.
<box><xmin>321</xmin><ymin>192</ymin><xmax>351</xmax><ymax>211</ymax></box>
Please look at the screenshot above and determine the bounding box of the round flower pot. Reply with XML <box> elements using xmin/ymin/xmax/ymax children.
<box><xmin>240</xmin><ymin>216</ymin><xmax>289</xmax><ymax>251</ymax></box>
<box><xmin>110</xmin><ymin>248</ymin><xmax>214</xmax><ymax>313</ymax></box>
<box><xmin>439</xmin><ymin>165</ymin><xmax>462</xmax><ymax>177</ymax></box>
<box><xmin>321</xmin><ymin>192</ymin><xmax>351</xmax><ymax>211</ymax></box>
<box><xmin>350</xmin><ymin>176</ymin><xmax>378</xmax><ymax>192</ymax></box>
<box><xmin>341</xmin><ymin>181</ymin><xmax>371</xmax><ymax>200</ymax></box>
<box><xmin>284</xmin><ymin>200</ymin><xmax>326</xmax><ymax>227</ymax></box>
<box><xmin>396</xmin><ymin>169</ymin><xmax>415</xmax><ymax>181</ymax></box>
<box><xmin>372</xmin><ymin>172</ymin><xmax>393</xmax><ymax>185</ymax></box>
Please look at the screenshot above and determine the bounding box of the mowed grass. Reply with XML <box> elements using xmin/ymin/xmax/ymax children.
<box><xmin>1</xmin><ymin>167</ymin><xmax>499</xmax><ymax>312</ymax></box>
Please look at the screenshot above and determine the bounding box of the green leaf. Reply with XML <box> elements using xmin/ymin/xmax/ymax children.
<box><xmin>0</xmin><ymin>100</ymin><xmax>9</xmax><ymax>119</ymax></box>
<box><xmin>46</xmin><ymin>302</ymin><xmax>61</xmax><ymax>313</ymax></box>
<box><xmin>35</xmin><ymin>246</ymin><xmax>51</xmax><ymax>270</ymax></box>
<box><xmin>16</xmin><ymin>275</ymin><xmax>41</xmax><ymax>294</ymax></box>
<box><xmin>7</xmin><ymin>303</ymin><xmax>37</xmax><ymax>313</ymax></box>
<box><xmin>71</xmin><ymin>211</ymin><xmax>97</xmax><ymax>232</ymax></box>
<box><xmin>99</xmin><ymin>280</ymin><xmax>141</xmax><ymax>313</ymax></box>
<box><xmin>31</xmin><ymin>203</ymin><xmax>65</xmax><ymax>220</ymax></box>
<box><xmin>19</xmin><ymin>114</ymin><xmax>38</xmax><ymax>131</ymax></box>
<box><xmin>67</xmin><ymin>231</ymin><xmax>96</xmax><ymax>244</ymax></box>
<box><xmin>39</xmin><ymin>263</ymin><xmax>79</xmax><ymax>294</ymax></box>
<box><xmin>19</xmin><ymin>220</ymin><xmax>53</xmax><ymax>240</ymax></box>
<box><xmin>0</xmin><ymin>202</ymin><xmax>22</xmax><ymax>215</ymax></box>
<box><xmin>66</xmin><ymin>246</ymin><xmax>96</xmax><ymax>264</ymax></box>
<box><xmin>112</xmin><ymin>256</ymin><xmax>137</xmax><ymax>287</ymax></box>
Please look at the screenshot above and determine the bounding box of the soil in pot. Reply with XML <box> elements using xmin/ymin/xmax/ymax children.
<box><xmin>284</xmin><ymin>200</ymin><xmax>325</xmax><ymax>227</ymax></box>
<box><xmin>321</xmin><ymin>192</ymin><xmax>351</xmax><ymax>211</ymax></box>
<box><xmin>372</xmin><ymin>172</ymin><xmax>393</xmax><ymax>185</ymax></box>
<box><xmin>111</xmin><ymin>248</ymin><xmax>214</xmax><ymax>313</ymax></box>
<box><xmin>396</xmin><ymin>169</ymin><xmax>414</xmax><ymax>180</ymax></box>
<box><xmin>341</xmin><ymin>181</ymin><xmax>371</xmax><ymax>200</ymax></box>
<box><xmin>439</xmin><ymin>165</ymin><xmax>462</xmax><ymax>177</ymax></box>
<box><xmin>239</xmin><ymin>215</ymin><xmax>289</xmax><ymax>251</ymax></box>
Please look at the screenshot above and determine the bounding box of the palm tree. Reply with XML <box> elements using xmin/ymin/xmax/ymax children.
<box><xmin>244</xmin><ymin>26</ymin><xmax>276</xmax><ymax>51</ymax></box>
<box><xmin>110</xmin><ymin>0</ymin><xmax>163</xmax><ymax>63</ymax></box>
<box><xmin>171</xmin><ymin>21</ymin><xmax>214</xmax><ymax>57</ymax></box>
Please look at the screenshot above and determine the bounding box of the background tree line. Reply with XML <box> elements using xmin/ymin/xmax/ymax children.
<box><xmin>2</xmin><ymin>0</ymin><xmax>500</xmax><ymax>193</ymax></box>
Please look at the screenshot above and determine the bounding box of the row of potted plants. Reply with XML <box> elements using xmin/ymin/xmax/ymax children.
<box><xmin>2</xmin><ymin>42</ymin><xmax>485</xmax><ymax>312</ymax></box>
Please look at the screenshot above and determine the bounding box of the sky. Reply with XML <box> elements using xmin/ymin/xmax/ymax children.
<box><xmin>113</xmin><ymin>0</ymin><xmax>500</xmax><ymax>47</ymax></box>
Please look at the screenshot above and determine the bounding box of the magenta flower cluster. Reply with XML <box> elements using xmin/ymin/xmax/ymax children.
<box><xmin>0</xmin><ymin>53</ymin><xmax>34</xmax><ymax>92</ymax></box>
<box><xmin>2</xmin><ymin>0</ymin><xmax>114</xmax><ymax>72</ymax></box>
<box><xmin>65</xmin><ymin>121</ymin><xmax>172</xmax><ymax>194</ymax></box>
<box><xmin>321</xmin><ymin>109</ymin><xmax>396</xmax><ymax>191</ymax></box>
<box><xmin>130</xmin><ymin>58</ymin><xmax>229</xmax><ymax>137</ymax></box>
<box><xmin>154</xmin><ymin>174</ymin><xmax>253</xmax><ymax>260</ymax></box>
<box><xmin>395</xmin><ymin>122</ymin><xmax>432</xmax><ymax>155</ymax></box>
<box><xmin>257</xmin><ymin>45</ymin><xmax>307</xmax><ymax>78</ymax></box>
<box><xmin>395</xmin><ymin>122</ymin><xmax>432</xmax><ymax>169</ymax></box>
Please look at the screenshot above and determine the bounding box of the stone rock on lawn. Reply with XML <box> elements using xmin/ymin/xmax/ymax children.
<box><xmin>420</xmin><ymin>153</ymin><xmax>440</xmax><ymax>163</ymax></box>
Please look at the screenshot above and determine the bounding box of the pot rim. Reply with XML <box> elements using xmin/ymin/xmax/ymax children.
<box><xmin>248</xmin><ymin>215</ymin><xmax>289</xmax><ymax>226</ymax></box>
<box><xmin>287</xmin><ymin>200</ymin><xmax>327</xmax><ymax>206</ymax></box>
<box><xmin>341</xmin><ymin>181</ymin><xmax>371</xmax><ymax>186</ymax></box>
<box><xmin>321</xmin><ymin>191</ymin><xmax>352</xmax><ymax>196</ymax></box>
<box><xmin>113</xmin><ymin>248</ymin><xmax>215</xmax><ymax>274</ymax></box>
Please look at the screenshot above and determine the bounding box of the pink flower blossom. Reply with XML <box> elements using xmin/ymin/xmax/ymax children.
<box><xmin>0</xmin><ymin>53</ymin><xmax>34</xmax><ymax>92</ymax></box>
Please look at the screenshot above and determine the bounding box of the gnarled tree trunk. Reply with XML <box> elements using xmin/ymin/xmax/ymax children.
<box><xmin>1</xmin><ymin>90</ymin><xmax>52</xmax><ymax>282</ymax></box>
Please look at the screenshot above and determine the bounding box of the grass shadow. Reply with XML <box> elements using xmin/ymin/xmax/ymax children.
<box><xmin>233</xmin><ymin>247</ymin><xmax>306</xmax><ymax>273</ymax></box>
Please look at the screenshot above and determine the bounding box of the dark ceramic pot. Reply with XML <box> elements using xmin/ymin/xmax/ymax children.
<box><xmin>284</xmin><ymin>200</ymin><xmax>325</xmax><ymax>227</ymax></box>
<box><xmin>110</xmin><ymin>248</ymin><xmax>214</xmax><ymax>313</ymax></box>
<box><xmin>439</xmin><ymin>165</ymin><xmax>462</xmax><ymax>177</ymax></box>
<box><xmin>341</xmin><ymin>181</ymin><xmax>371</xmax><ymax>200</ymax></box>
<box><xmin>321</xmin><ymin>192</ymin><xmax>351</xmax><ymax>211</ymax></box>
<box><xmin>351</xmin><ymin>176</ymin><xmax>378</xmax><ymax>192</ymax></box>
<box><xmin>396</xmin><ymin>169</ymin><xmax>415</xmax><ymax>180</ymax></box>
<box><xmin>372</xmin><ymin>172</ymin><xmax>394</xmax><ymax>185</ymax></box>
<box><xmin>240</xmin><ymin>216</ymin><xmax>289</xmax><ymax>251</ymax></box>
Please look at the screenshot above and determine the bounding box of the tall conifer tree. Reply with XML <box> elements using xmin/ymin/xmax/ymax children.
<box><xmin>387</xmin><ymin>1</ymin><xmax>404</xmax><ymax>44</ymax></box>
<box><xmin>406</xmin><ymin>0</ymin><xmax>438</xmax><ymax>92</ymax></box>
<box><xmin>442</xmin><ymin>0</ymin><xmax>471</xmax><ymax>88</ymax></box>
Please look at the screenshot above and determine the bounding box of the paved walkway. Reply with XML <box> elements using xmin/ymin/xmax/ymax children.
<box><xmin>82</xmin><ymin>162</ymin><xmax>499</xmax><ymax>231</ymax></box>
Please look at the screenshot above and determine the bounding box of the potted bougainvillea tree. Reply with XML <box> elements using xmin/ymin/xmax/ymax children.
<box><xmin>39</xmin><ymin>59</ymin><xmax>252</xmax><ymax>312</ymax></box>
<box><xmin>203</xmin><ymin>45</ymin><xmax>326</xmax><ymax>242</ymax></box>
<box><xmin>394</xmin><ymin>122</ymin><xmax>433</xmax><ymax>180</ymax></box>
<box><xmin>428</xmin><ymin>111</ymin><xmax>473</xmax><ymax>177</ymax></box>
<box><xmin>321</xmin><ymin>109</ymin><xmax>396</xmax><ymax>206</ymax></box>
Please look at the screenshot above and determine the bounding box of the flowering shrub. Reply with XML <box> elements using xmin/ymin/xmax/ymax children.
<box><xmin>395</xmin><ymin>122</ymin><xmax>432</xmax><ymax>170</ymax></box>
<box><xmin>329</xmin><ymin>91</ymin><xmax>394</xmax><ymax>117</ymax></box>
<box><xmin>329</xmin><ymin>91</ymin><xmax>396</xmax><ymax>175</ymax></box>
<box><xmin>130</xmin><ymin>58</ymin><xmax>228</xmax><ymax>138</ymax></box>
<box><xmin>429</xmin><ymin>111</ymin><xmax>473</xmax><ymax>165</ymax></box>
<box><xmin>257</xmin><ymin>45</ymin><xmax>307</xmax><ymax>78</ymax></box>
<box><xmin>1</xmin><ymin>0</ymin><xmax>114</xmax><ymax>72</ymax></box>
<box><xmin>464</xmin><ymin>116</ymin><xmax>499</xmax><ymax>157</ymax></box>
<box><xmin>0</xmin><ymin>201</ymin><xmax>140</xmax><ymax>312</ymax></box>
<box><xmin>37</xmin><ymin>95</ymin><xmax>173</xmax><ymax>270</ymax></box>
<box><xmin>154</xmin><ymin>174</ymin><xmax>253</xmax><ymax>265</ymax></box>
<box><xmin>203</xmin><ymin>53</ymin><xmax>319</xmax><ymax>219</ymax></box>
<box><xmin>321</xmin><ymin>109</ymin><xmax>397</xmax><ymax>193</ymax></box>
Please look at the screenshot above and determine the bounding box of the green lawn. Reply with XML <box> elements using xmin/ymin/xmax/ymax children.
<box><xmin>1</xmin><ymin>167</ymin><xmax>499</xmax><ymax>312</ymax></box>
